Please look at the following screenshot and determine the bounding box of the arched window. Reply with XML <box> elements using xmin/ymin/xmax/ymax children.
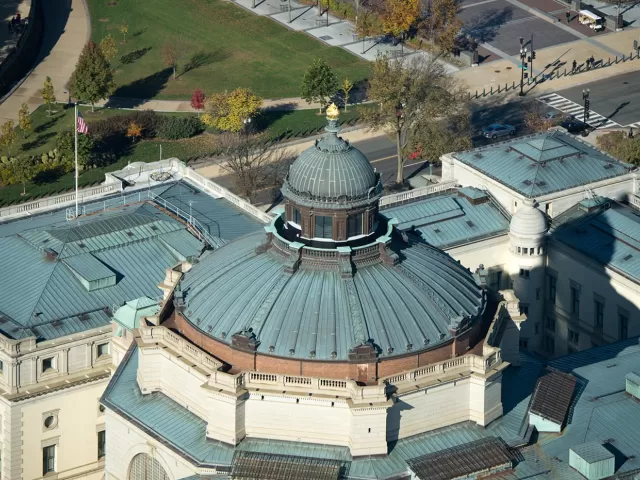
<box><xmin>129</xmin><ymin>453</ymin><xmax>169</xmax><ymax>480</ymax></box>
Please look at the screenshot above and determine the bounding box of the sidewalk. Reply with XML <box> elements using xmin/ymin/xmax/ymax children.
<box><xmin>101</xmin><ymin>95</ymin><xmax>323</xmax><ymax>112</ymax></box>
<box><xmin>0</xmin><ymin>0</ymin><xmax>88</xmax><ymax>123</ymax></box>
<box><xmin>231</xmin><ymin>0</ymin><xmax>458</xmax><ymax>72</ymax></box>
<box><xmin>455</xmin><ymin>28</ymin><xmax>640</xmax><ymax>98</ymax></box>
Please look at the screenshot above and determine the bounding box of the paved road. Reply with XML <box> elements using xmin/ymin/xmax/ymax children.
<box><xmin>541</xmin><ymin>71</ymin><xmax>640</xmax><ymax>127</ymax></box>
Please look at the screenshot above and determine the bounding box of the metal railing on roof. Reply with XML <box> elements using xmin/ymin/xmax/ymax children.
<box><xmin>477</xmin><ymin>185</ymin><xmax>512</xmax><ymax>221</ymax></box>
<box><xmin>65</xmin><ymin>190</ymin><xmax>226</xmax><ymax>250</ymax></box>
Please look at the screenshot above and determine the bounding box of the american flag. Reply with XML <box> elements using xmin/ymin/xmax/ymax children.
<box><xmin>76</xmin><ymin>111</ymin><xmax>89</xmax><ymax>134</ymax></box>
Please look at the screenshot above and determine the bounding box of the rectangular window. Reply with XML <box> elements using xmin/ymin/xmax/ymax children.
<box><xmin>42</xmin><ymin>357</ymin><xmax>56</xmax><ymax>373</ymax></box>
<box><xmin>619</xmin><ymin>312</ymin><xmax>629</xmax><ymax>340</ymax></box>
<box><xmin>291</xmin><ymin>208</ymin><xmax>301</xmax><ymax>225</ymax></box>
<box><xmin>546</xmin><ymin>317</ymin><xmax>556</xmax><ymax>331</ymax></box>
<box><xmin>517</xmin><ymin>247</ymin><xmax>521</xmax><ymax>254</ymax></box>
<box><xmin>98</xmin><ymin>430</ymin><xmax>106</xmax><ymax>459</ymax></box>
<box><xmin>571</xmin><ymin>286</ymin><xmax>580</xmax><ymax>314</ymax></box>
<box><xmin>594</xmin><ymin>300</ymin><xmax>604</xmax><ymax>328</ymax></box>
<box><xmin>97</xmin><ymin>343</ymin><xmax>110</xmax><ymax>358</ymax></box>
<box><xmin>43</xmin><ymin>445</ymin><xmax>56</xmax><ymax>475</ymax></box>
<box><xmin>519</xmin><ymin>269</ymin><xmax>530</xmax><ymax>279</ymax></box>
<box><xmin>0</xmin><ymin>360</ymin><xmax>3</xmax><ymax>373</ymax></box>
<box><xmin>314</xmin><ymin>215</ymin><xmax>333</xmax><ymax>239</ymax></box>
<box><xmin>347</xmin><ymin>213</ymin><xmax>363</xmax><ymax>237</ymax></box>
<box><xmin>569</xmin><ymin>329</ymin><xmax>579</xmax><ymax>344</ymax></box>
<box><xmin>544</xmin><ymin>335</ymin><xmax>555</xmax><ymax>354</ymax></box>
<box><xmin>548</xmin><ymin>274</ymin><xmax>557</xmax><ymax>304</ymax></box>
<box><xmin>522</xmin><ymin>248</ymin><xmax>528</xmax><ymax>255</ymax></box>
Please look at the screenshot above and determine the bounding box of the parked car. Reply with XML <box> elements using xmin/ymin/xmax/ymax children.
<box><xmin>541</xmin><ymin>111</ymin><xmax>564</xmax><ymax>121</ymax></box>
<box><xmin>560</xmin><ymin>118</ymin><xmax>591</xmax><ymax>136</ymax></box>
<box><xmin>482</xmin><ymin>123</ymin><xmax>516</xmax><ymax>139</ymax></box>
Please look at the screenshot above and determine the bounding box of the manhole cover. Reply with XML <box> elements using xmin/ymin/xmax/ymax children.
<box><xmin>494</xmin><ymin>70</ymin><xmax>500</xmax><ymax>73</ymax></box>
<box><xmin>319</xmin><ymin>35</ymin><xmax>333</xmax><ymax>40</ymax></box>
<box><xmin>506</xmin><ymin>66</ymin><xmax>512</xmax><ymax>70</ymax></box>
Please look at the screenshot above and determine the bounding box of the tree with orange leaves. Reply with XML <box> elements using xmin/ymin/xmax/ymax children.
<box><xmin>381</xmin><ymin>0</ymin><xmax>421</xmax><ymax>54</ymax></box>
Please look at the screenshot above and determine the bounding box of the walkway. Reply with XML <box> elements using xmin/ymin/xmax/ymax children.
<box><xmin>231</xmin><ymin>0</ymin><xmax>458</xmax><ymax>71</ymax></box>
<box><xmin>100</xmin><ymin>95</ymin><xmax>323</xmax><ymax>112</ymax></box>
<box><xmin>0</xmin><ymin>0</ymin><xmax>88</xmax><ymax>123</ymax></box>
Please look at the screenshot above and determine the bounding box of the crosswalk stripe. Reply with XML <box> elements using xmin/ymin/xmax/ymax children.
<box><xmin>536</xmin><ymin>93</ymin><xmax>622</xmax><ymax>129</ymax></box>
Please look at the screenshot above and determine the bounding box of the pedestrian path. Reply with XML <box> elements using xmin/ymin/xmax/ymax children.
<box><xmin>232</xmin><ymin>0</ymin><xmax>458</xmax><ymax>72</ymax></box>
<box><xmin>537</xmin><ymin>92</ymin><xmax>620</xmax><ymax>128</ymax></box>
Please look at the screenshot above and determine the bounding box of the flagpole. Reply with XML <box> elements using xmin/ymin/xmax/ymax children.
<box><xmin>74</xmin><ymin>102</ymin><xmax>79</xmax><ymax>218</ymax></box>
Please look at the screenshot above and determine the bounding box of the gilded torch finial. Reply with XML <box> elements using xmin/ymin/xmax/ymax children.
<box><xmin>326</xmin><ymin>103</ymin><xmax>339</xmax><ymax>121</ymax></box>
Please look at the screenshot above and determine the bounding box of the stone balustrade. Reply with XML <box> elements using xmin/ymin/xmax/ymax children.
<box><xmin>379</xmin><ymin>180</ymin><xmax>458</xmax><ymax>207</ymax></box>
<box><xmin>139</xmin><ymin>326</ymin><xmax>223</xmax><ymax>373</ymax></box>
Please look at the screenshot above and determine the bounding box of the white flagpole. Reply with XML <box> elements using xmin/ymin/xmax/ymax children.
<box><xmin>74</xmin><ymin>103</ymin><xmax>79</xmax><ymax>218</ymax></box>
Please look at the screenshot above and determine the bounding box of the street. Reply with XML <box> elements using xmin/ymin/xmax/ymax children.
<box><xmin>538</xmin><ymin>71</ymin><xmax>640</xmax><ymax>128</ymax></box>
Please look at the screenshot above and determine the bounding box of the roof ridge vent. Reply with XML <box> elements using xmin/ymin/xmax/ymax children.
<box><xmin>474</xmin><ymin>152</ymin><xmax>483</xmax><ymax>159</ymax></box>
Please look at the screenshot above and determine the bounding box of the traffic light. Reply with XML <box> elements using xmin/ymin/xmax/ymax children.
<box><xmin>585</xmin><ymin>99</ymin><xmax>590</xmax><ymax>110</ymax></box>
<box><xmin>528</xmin><ymin>56</ymin><xmax>532</xmax><ymax>63</ymax></box>
<box><xmin>532</xmin><ymin>51</ymin><xmax>536</xmax><ymax>60</ymax></box>
<box><xmin>524</xmin><ymin>73</ymin><xmax>528</xmax><ymax>79</ymax></box>
<box><xmin>635</xmin><ymin>39</ymin><xmax>639</xmax><ymax>51</ymax></box>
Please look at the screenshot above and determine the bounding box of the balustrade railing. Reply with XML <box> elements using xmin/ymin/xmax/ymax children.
<box><xmin>379</xmin><ymin>180</ymin><xmax>458</xmax><ymax>207</ymax></box>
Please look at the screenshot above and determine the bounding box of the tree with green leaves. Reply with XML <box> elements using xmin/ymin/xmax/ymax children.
<box><xmin>41</xmin><ymin>76</ymin><xmax>56</xmax><ymax>116</ymax></box>
<box><xmin>99</xmin><ymin>35</ymin><xmax>118</xmax><ymax>62</ymax></box>
<box><xmin>56</xmin><ymin>129</ymin><xmax>95</xmax><ymax>168</ymax></box>
<box><xmin>0</xmin><ymin>120</ymin><xmax>17</xmax><ymax>156</ymax></box>
<box><xmin>365</xmin><ymin>53</ymin><xmax>469</xmax><ymax>184</ymax></box>
<box><xmin>18</xmin><ymin>103</ymin><xmax>32</xmax><ymax>138</ymax></box>
<box><xmin>301</xmin><ymin>59</ymin><xmax>339</xmax><ymax>113</ymax></box>
<box><xmin>68</xmin><ymin>41</ymin><xmax>116</xmax><ymax>112</ymax></box>
<box><xmin>11</xmin><ymin>156</ymin><xmax>36</xmax><ymax>196</ymax></box>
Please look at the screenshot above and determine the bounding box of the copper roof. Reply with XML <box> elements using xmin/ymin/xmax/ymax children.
<box><xmin>406</xmin><ymin>436</ymin><xmax>514</xmax><ymax>480</ymax></box>
<box><xmin>529</xmin><ymin>370</ymin><xmax>577</xmax><ymax>425</ymax></box>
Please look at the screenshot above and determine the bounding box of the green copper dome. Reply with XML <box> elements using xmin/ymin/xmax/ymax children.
<box><xmin>283</xmin><ymin>115</ymin><xmax>379</xmax><ymax>204</ymax></box>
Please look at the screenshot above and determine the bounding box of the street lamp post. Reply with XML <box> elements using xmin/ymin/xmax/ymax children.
<box><xmin>243</xmin><ymin>117</ymin><xmax>252</xmax><ymax>138</ymax></box>
<box><xmin>519</xmin><ymin>37</ymin><xmax>528</xmax><ymax>97</ymax></box>
<box><xmin>582</xmin><ymin>89</ymin><xmax>590</xmax><ymax>123</ymax></box>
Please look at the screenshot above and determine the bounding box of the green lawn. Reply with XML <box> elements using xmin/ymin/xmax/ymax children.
<box><xmin>0</xmin><ymin>105</ymin><xmax>369</xmax><ymax>206</ymax></box>
<box><xmin>87</xmin><ymin>0</ymin><xmax>370</xmax><ymax>100</ymax></box>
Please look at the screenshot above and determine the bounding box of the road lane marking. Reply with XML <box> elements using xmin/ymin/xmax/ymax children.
<box><xmin>537</xmin><ymin>93</ymin><xmax>621</xmax><ymax>129</ymax></box>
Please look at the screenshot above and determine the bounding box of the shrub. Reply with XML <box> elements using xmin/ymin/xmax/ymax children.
<box><xmin>90</xmin><ymin>110</ymin><xmax>163</xmax><ymax>140</ymax></box>
<box><xmin>157</xmin><ymin>116</ymin><xmax>204</xmax><ymax>140</ymax></box>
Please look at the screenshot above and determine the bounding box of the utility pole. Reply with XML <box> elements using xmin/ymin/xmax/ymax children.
<box><xmin>583</xmin><ymin>89</ymin><xmax>590</xmax><ymax>123</ymax></box>
<box><xmin>519</xmin><ymin>37</ymin><xmax>528</xmax><ymax>96</ymax></box>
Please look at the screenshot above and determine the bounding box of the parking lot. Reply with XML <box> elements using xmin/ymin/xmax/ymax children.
<box><xmin>459</xmin><ymin>0</ymin><xmax>612</xmax><ymax>63</ymax></box>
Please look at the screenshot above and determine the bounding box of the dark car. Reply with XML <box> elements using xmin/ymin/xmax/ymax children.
<box><xmin>560</xmin><ymin>119</ymin><xmax>591</xmax><ymax>136</ymax></box>
<box><xmin>482</xmin><ymin>123</ymin><xmax>516</xmax><ymax>139</ymax></box>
